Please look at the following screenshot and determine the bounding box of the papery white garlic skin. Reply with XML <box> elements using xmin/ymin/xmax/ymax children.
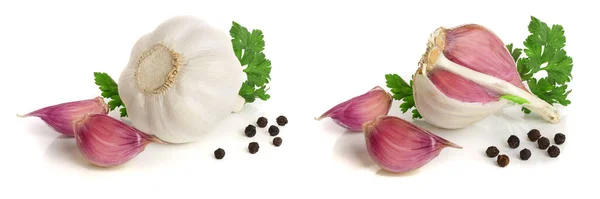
<box><xmin>316</xmin><ymin>86</ymin><xmax>392</xmax><ymax>132</ymax></box>
<box><xmin>118</xmin><ymin>16</ymin><xmax>245</xmax><ymax>143</ymax></box>
<box><xmin>363</xmin><ymin>116</ymin><xmax>461</xmax><ymax>173</ymax></box>
<box><xmin>413</xmin><ymin>74</ymin><xmax>506</xmax><ymax>129</ymax></box>
<box><xmin>17</xmin><ymin>97</ymin><xmax>108</xmax><ymax>136</ymax></box>
<box><xmin>413</xmin><ymin>24</ymin><xmax>559</xmax><ymax>129</ymax></box>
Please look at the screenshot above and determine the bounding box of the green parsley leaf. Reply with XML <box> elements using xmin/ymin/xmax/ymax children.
<box><xmin>516</xmin><ymin>55</ymin><xmax>533</xmax><ymax>81</ymax></box>
<box><xmin>238</xmin><ymin>82</ymin><xmax>270</xmax><ymax>103</ymax></box>
<box><xmin>544</xmin><ymin>48</ymin><xmax>573</xmax><ymax>85</ymax></box>
<box><xmin>230</xmin><ymin>21</ymin><xmax>272</xmax><ymax>103</ymax></box>
<box><xmin>506</xmin><ymin>43</ymin><xmax>522</xmax><ymax>63</ymax></box>
<box><xmin>412</xmin><ymin>109</ymin><xmax>422</xmax><ymax>119</ymax></box>
<box><xmin>385</xmin><ymin>74</ymin><xmax>422</xmax><ymax>119</ymax></box>
<box><xmin>94</xmin><ymin>72</ymin><xmax>127</xmax><ymax>117</ymax></box>
<box><xmin>119</xmin><ymin>107</ymin><xmax>127</xmax><ymax>117</ymax></box>
<box><xmin>511</xmin><ymin>16</ymin><xmax>573</xmax><ymax>114</ymax></box>
<box><xmin>230</xmin><ymin>22</ymin><xmax>265</xmax><ymax>61</ymax></box>
<box><xmin>244</xmin><ymin>52</ymin><xmax>272</xmax><ymax>87</ymax></box>
<box><xmin>522</xmin><ymin>17</ymin><xmax>572</xmax><ymax>85</ymax></box>
<box><xmin>527</xmin><ymin>78</ymin><xmax>571</xmax><ymax>106</ymax></box>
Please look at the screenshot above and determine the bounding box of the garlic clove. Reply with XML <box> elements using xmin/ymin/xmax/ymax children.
<box><xmin>73</xmin><ymin>114</ymin><xmax>164</xmax><ymax>167</ymax></box>
<box><xmin>17</xmin><ymin>97</ymin><xmax>109</xmax><ymax>136</ymax></box>
<box><xmin>426</xmin><ymin>25</ymin><xmax>527</xmax><ymax>102</ymax></box>
<box><xmin>414</xmin><ymin>24</ymin><xmax>559</xmax><ymax>129</ymax></box>
<box><xmin>316</xmin><ymin>86</ymin><xmax>392</xmax><ymax>132</ymax></box>
<box><xmin>363</xmin><ymin>115</ymin><xmax>461</xmax><ymax>173</ymax></box>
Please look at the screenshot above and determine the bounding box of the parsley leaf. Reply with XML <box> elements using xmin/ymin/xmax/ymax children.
<box><xmin>506</xmin><ymin>43</ymin><xmax>522</xmax><ymax>63</ymax></box>
<box><xmin>244</xmin><ymin>52</ymin><xmax>272</xmax><ymax>87</ymax></box>
<box><xmin>385</xmin><ymin>74</ymin><xmax>422</xmax><ymax>119</ymax></box>
<box><xmin>93</xmin><ymin>72</ymin><xmax>127</xmax><ymax>117</ymax></box>
<box><xmin>230</xmin><ymin>21</ymin><xmax>272</xmax><ymax>103</ymax></box>
<box><xmin>238</xmin><ymin>82</ymin><xmax>270</xmax><ymax>103</ymax></box>
<box><xmin>412</xmin><ymin>109</ymin><xmax>422</xmax><ymax>119</ymax></box>
<box><xmin>509</xmin><ymin>16</ymin><xmax>573</xmax><ymax>114</ymax></box>
<box><xmin>527</xmin><ymin>78</ymin><xmax>571</xmax><ymax>106</ymax></box>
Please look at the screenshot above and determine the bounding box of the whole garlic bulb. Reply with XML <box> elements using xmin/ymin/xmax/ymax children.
<box><xmin>118</xmin><ymin>16</ymin><xmax>245</xmax><ymax>143</ymax></box>
<box><xmin>414</xmin><ymin>24</ymin><xmax>559</xmax><ymax>129</ymax></box>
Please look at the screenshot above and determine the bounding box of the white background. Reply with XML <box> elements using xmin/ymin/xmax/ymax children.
<box><xmin>1</xmin><ymin>0</ymin><xmax>598</xmax><ymax>198</ymax></box>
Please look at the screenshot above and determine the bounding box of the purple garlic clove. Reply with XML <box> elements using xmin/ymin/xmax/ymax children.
<box><xmin>363</xmin><ymin>115</ymin><xmax>462</xmax><ymax>173</ymax></box>
<box><xmin>18</xmin><ymin>97</ymin><xmax>109</xmax><ymax>136</ymax></box>
<box><xmin>414</xmin><ymin>24</ymin><xmax>560</xmax><ymax>129</ymax></box>
<box><xmin>428</xmin><ymin>24</ymin><xmax>528</xmax><ymax>103</ymax></box>
<box><xmin>316</xmin><ymin>86</ymin><xmax>392</xmax><ymax>132</ymax></box>
<box><xmin>73</xmin><ymin>114</ymin><xmax>164</xmax><ymax>167</ymax></box>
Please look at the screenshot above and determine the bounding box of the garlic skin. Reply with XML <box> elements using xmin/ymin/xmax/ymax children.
<box><xmin>414</xmin><ymin>24</ymin><xmax>559</xmax><ymax>129</ymax></box>
<box><xmin>363</xmin><ymin>116</ymin><xmax>461</xmax><ymax>173</ymax></box>
<box><xmin>118</xmin><ymin>16</ymin><xmax>245</xmax><ymax>143</ymax></box>
<box><xmin>316</xmin><ymin>86</ymin><xmax>392</xmax><ymax>132</ymax></box>
<box><xmin>73</xmin><ymin>114</ymin><xmax>163</xmax><ymax>167</ymax></box>
<box><xmin>18</xmin><ymin>97</ymin><xmax>108</xmax><ymax>136</ymax></box>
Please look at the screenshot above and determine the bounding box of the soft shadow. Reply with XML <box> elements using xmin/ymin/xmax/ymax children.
<box><xmin>410</xmin><ymin>119</ymin><xmax>461</xmax><ymax>137</ymax></box>
<box><xmin>22</xmin><ymin>120</ymin><xmax>65</xmax><ymax>139</ymax></box>
<box><xmin>332</xmin><ymin>130</ymin><xmax>374</xmax><ymax>168</ymax></box>
<box><xmin>494</xmin><ymin>109</ymin><xmax>527</xmax><ymax>123</ymax></box>
<box><xmin>43</xmin><ymin>135</ymin><xmax>128</xmax><ymax>171</ymax></box>
<box><xmin>316</xmin><ymin>118</ymin><xmax>353</xmax><ymax>136</ymax></box>
<box><xmin>411</xmin><ymin>119</ymin><xmax>443</xmax><ymax>131</ymax></box>
<box><xmin>231</xmin><ymin>102</ymin><xmax>262</xmax><ymax>116</ymax></box>
<box><xmin>376</xmin><ymin>168</ymin><xmax>420</xmax><ymax>177</ymax></box>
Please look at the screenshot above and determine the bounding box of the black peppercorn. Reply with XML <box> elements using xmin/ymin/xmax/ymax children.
<box><xmin>214</xmin><ymin>148</ymin><xmax>225</xmax><ymax>159</ymax></box>
<box><xmin>485</xmin><ymin>146</ymin><xmax>499</xmax><ymax>157</ymax></box>
<box><xmin>547</xmin><ymin>145</ymin><xmax>560</xmax><ymax>157</ymax></box>
<box><xmin>273</xmin><ymin>137</ymin><xmax>282</xmax><ymax>147</ymax></box>
<box><xmin>244</xmin><ymin>124</ymin><xmax>256</xmax><ymax>137</ymax></box>
<box><xmin>268</xmin><ymin>125</ymin><xmax>280</xmax><ymax>136</ymax></box>
<box><xmin>527</xmin><ymin>129</ymin><xmax>541</xmax><ymax>141</ymax></box>
<box><xmin>497</xmin><ymin>154</ymin><xmax>509</xmax><ymax>167</ymax></box>
<box><xmin>520</xmin><ymin>148</ymin><xmax>531</xmax><ymax>160</ymax></box>
<box><xmin>257</xmin><ymin>117</ymin><xmax>268</xmax><ymax>128</ymax></box>
<box><xmin>554</xmin><ymin>133</ymin><xmax>566</xmax><ymax>145</ymax></box>
<box><xmin>537</xmin><ymin>137</ymin><xmax>550</xmax><ymax>149</ymax></box>
<box><xmin>248</xmin><ymin>142</ymin><xmax>259</xmax><ymax>154</ymax></box>
<box><xmin>276</xmin><ymin>115</ymin><xmax>288</xmax><ymax>126</ymax></box>
<box><xmin>507</xmin><ymin>135</ymin><xmax>520</xmax><ymax>148</ymax></box>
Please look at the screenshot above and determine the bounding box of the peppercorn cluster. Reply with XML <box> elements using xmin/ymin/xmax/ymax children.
<box><xmin>485</xmin><ymin>129</ymin><xmax>565</xmax><ymax>167</ymax></box>
<box><xmin>213</xmin><ymin>115</ymin><xmax>289</xmax><ymax>159</ymax></box>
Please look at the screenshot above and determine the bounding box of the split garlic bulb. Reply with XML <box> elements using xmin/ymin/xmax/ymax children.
<box><xmin>118</xmin><ymin>16</ymin><xmax>245</xmax><ymax>143</ymax></box>
<box><xmin>414</xmin><ymin>24</ymin><xmax>559</xmax><ymax>129</ymax></box>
